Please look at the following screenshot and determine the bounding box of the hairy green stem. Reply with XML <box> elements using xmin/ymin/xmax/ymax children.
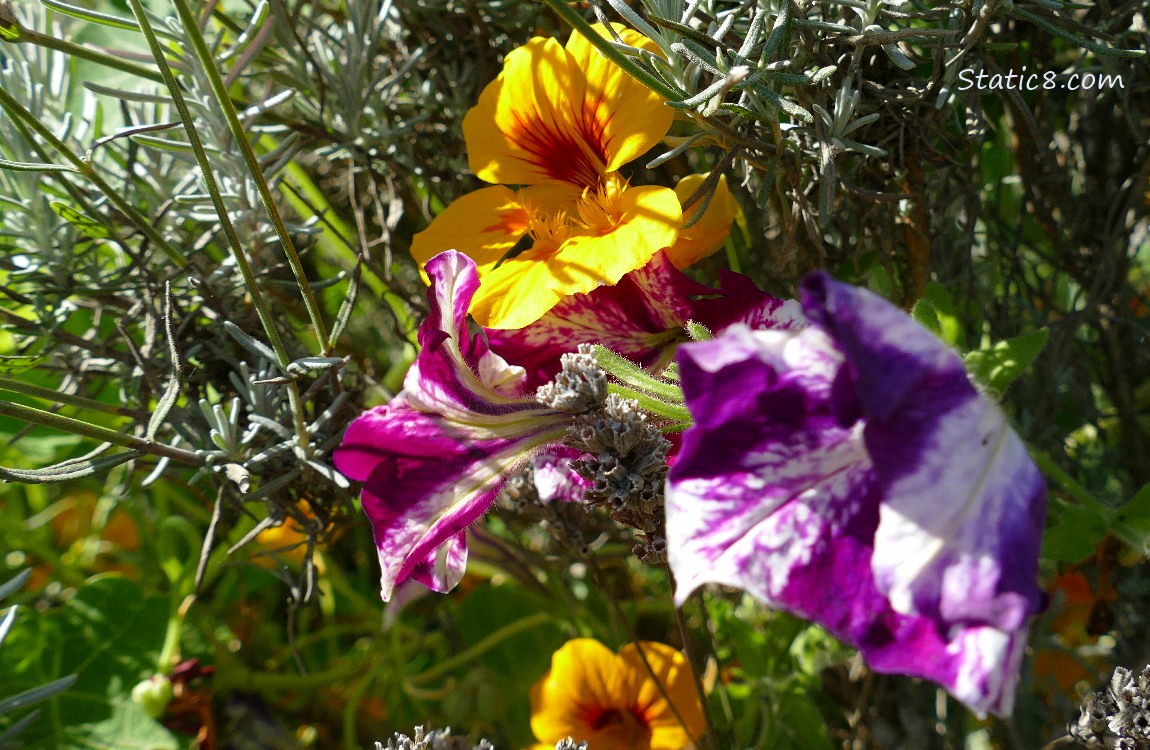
<box><xmin>0</xmin><ymin>377</ymin><xmax>148</xmax><ymax>418</ymax></box>
<box><xmin>0</xmin><ymin>398</ymin><xmax>203</xmax><ymax>465</ymax></box>
<box><xmin>169</xmin><ymin>0</ymin><xmax>330</xmax><ymax>352</ymax></box>
<box><xmin>7</xmin><ymin>26</ymin><xmax>168</xmax><ymax>82</ymax></box>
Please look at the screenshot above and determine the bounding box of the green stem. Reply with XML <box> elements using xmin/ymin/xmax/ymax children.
<box><xmin>157</xmin><ymin>593</ymin><xmax>186</xmax><ymax>673</ymax></box>
<box><xmin>216</xmin><ymin>655</ymin><xmax>372</xmax><ymax>692</ymax></box>
<box><xmin>169</xmin><ymin>0</ymin><xmax>330</xmax><ymax>352</ymax></box>
<box><xmin>673</xmin><ymin>591</ymin><xmax>720</xmax><ymax>750</ymax></box>
<box><xmin>607</xmin><ymin>383</ymin><xmax>693</xmax><ymax>422</ymax></box>
<box><xmin>1029</xmin><ymin>447</ymin><xmax>1109</xmax><ymax>516</ymax></box>
<box><xmin>1004</xmin><ymin>6</ymin><xmax>1146</xmax><ymax>58</ymax></box>
<box><xmin>0</xmin><ymin>86</ymin><xmax>188</xmax><ymax>265</ymax></box>
<box><xmin>407</xmin><ymin>612</ymin><xmax>554</xmax><ymax>685</ymax></box>
<box><xmin>0</xmin><ymin>398</ymin><xmax>203</xmax><ymax>465</ymax></box>
<box><xmin>10</xmin><ymin>27</ymin><xmax>168</xmax><ymax>82</ymax></box>
<box><xmin>127</xmin><ymin>0</ymin><xmax>312</xmax><ymax>450</ymax></box>
<box><xmin>593</xmin><ymin>344</ymin><xmax>684</xmax><ymax>403</ymax></box>
<box><xmin>0</xmin><ymin>376</ymin><xmax>147</xmax><ymax>418</ymax></box>
<box><xmin>535</xmin><ymin>0</ymin><xmax>686</xmax><ymax>101</ymax></box>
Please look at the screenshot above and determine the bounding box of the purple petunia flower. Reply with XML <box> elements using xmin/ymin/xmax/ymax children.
<box><xmin>665</xmin><ymin>271</ymin><xmax>1046</xmax><ymax>716</ymax></box>
<box><xmin>333</xmin><ymin>251</ymin><xmax>571</xmax><ymax>601</ymax></box>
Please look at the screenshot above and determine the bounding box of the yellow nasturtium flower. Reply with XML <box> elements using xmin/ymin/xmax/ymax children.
<box><xmin>528</xmin><ymin>639</ymin><xmax>706</xmax><ymax>750</ymax></box>
<box><xmin>412</xmin><ymin>25</ymin><xmax>683</xmax><ymax>330</ymax></box>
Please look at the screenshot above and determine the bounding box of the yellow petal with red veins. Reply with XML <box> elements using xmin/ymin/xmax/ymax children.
<box><xmin>617</xmin><ymin>643</ymin><xmax>706</xmax><ymax>749</ymax></box>
<box><xmin>565</xmin><ymin>24</ymin><xmax>674</xmax><ymax>174</ymax></box>
<box><xmin>410</xmin><ymin>186</ymin><xmax>529</xmax><ymax>276</ymax></box>
<box><xmin>464</xmin><ymin>37</ymin><xmax>606</xmax><ymax>188</ymax></box>
<box><xmin>665</xmin><ymin>173</ymin><xmax>739</xmax><ymax>269</ymax></box>
<box><xmin>469</xmin><ymin>184</ymin><xmax>682</xmax><ymax>329</ymax></box>
<box><xmin>530</xmin><ymin>639</ymin><xmax>627</xmax><ymax>743</ymax></box>
<box><xmin>529</xmin><ymin>639</ymin><xmax>705</xmax><ymax>750</ymax></box>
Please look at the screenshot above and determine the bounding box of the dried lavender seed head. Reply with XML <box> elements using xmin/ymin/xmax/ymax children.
<box><xmin>1069</xmin><ymin>665</ymin><xmax>1150</xmax><ymax>749</ymax></box>
<box><xmin>536</xmin><ymin>344</ymin><xmax>607</xmax><ymax>414</ymax></box>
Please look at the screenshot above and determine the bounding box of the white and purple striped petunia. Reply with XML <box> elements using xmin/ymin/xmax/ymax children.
<box><xmin>333</xmin><ymin>251</ymin><xmax>571</xmax><ymax>601</ymax></box>
<box><xmin>665</xmin><ymin>271</ymin><xmax>1046</xmax><ymax>716</ymax></box>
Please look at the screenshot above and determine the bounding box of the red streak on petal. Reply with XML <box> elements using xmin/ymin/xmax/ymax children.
<box><xmin>507</xmin><ymin>100</ymin><xmax>610</xmax><ymax>188</ymax></box>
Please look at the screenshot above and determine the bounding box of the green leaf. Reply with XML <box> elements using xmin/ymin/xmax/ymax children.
<box><xmin>0</xmin><ymin>353</ymin><xmax>50</xmax><ymax>375</ymax></box>
<box><xmin>1113</xmin><ymin>483</ymin><xmax>1150</xmax><ymax>551</ymax></box>
<box><xmin>454</xmin><ymin>584</ymin><xmax>565</xmax><ymax>749</ymax></box>
<box><xmin>50</xmin><ymin>203</ymin><xmax>111</xmax><ymax>240</ymax></box>
<box><xmin>923</xmin><ymin>282</ymin><xmax>964</xmax><ymax>349</ymax></box>
<box><xmin>910</xmin><ymin>298</ymin><xmax>943</xmax><ymax>338</ymax></box>
<box><xmin>1042</xmin><ymin>507</ymin><xmax>1109</xmax><ymax>562</ymax></box>
<box><xmin>964</xmin><ymin>329</ymin><xmax>1049</xmax><ymax>394</ymax></box>
<box><xmin>777</xmin><ymin>686</ymin><xmax>835</xmax><ymax>750</ymax></box>
<box><xmin>0</xmin><ymin>576</ymin><xmax>179</xmax><ymax>750</ymax></box>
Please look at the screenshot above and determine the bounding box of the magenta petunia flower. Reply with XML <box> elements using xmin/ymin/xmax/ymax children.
<box><xmin>333</xmin><ymin>251</ymin><xmax>571</xmax><ymax>601</ymax></box>
<box><xmin>665</xmin><ymin>271</ymin><xmax>1046</xmax><ymax>716</ymax></box>
<box><xmin>485</xmin><ymin>250</ymin><xmax>806</xmax><ymax>388</ymax></box>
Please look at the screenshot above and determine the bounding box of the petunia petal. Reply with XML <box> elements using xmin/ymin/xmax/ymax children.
<box><xmin>666</xmin><ymin>273</ymin><xmax>1047</xmax><ymax>716</ymax></box>
<box><xmin>530</xmin><ymin>445</ymin><xmax>589</xmax><ymax>503</ymax></box>
<box><xmin>801</xmin><ymin>272</ymin><xmax>1046</xmax><ymax>632</ymax></box>
<box><xmin>666</xmin><ymin>324</ymin><xmax>864</xmax><ymax>605</ymax></box>
<box><xmin>485</xmin><ymin>252</ymin><xmax>800</xmax><ymax>388</ymax></box>
<box><xmin>334</xmin><ymin>251</ymin><xmax>569</xmax><ymax>600</ymax></box>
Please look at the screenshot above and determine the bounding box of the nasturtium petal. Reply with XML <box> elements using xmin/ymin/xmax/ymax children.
<box><xmin>564</xmin><ymin>24</ymin><xmax>674</xmax><ymax>175</ymax></box>
<box><xmin>546</xmin><ymin>183</ymin><xmax>681</xmax><ymax>285</ymax></box>
<box><xmin>469</xmin><ymin>184</ymin><xmax>682</xmax><ymax>330</ymax></box>
<box><xmin>409</xmin><ymin>186</ymin><xmax>528</xmax><ymax>277</ymax></box>
<box><xmin>530</xmin><ymin>639</ymin><xmax>704</xmax><ymax>750</ymax></box>
<box><xmin>464</xmin><ymin>37</ymin><xmax>604</xmax><ymax>188</ymax></box>
<box><xmin>665</xmin><ymin>173</ymin><xmax>740</xmax><ymax>269</ymax></box>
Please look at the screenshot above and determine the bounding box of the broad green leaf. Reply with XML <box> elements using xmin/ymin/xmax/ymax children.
<box><xmin>923</xmin><ymin>282</ymin><xmax>964</xmax><ymax>349</ymax></box>
<box><xmin>1112</xmin><ymin>483</ymin><xmax>1150</xmax><ymax>551</ymax></box>
<box><xmin>1042</xmin><ymin>507</ymin><xmax>1109</xmax><ymax>562</ymax></box>
<box><xmin>0</xmin><ymin>576</ymin><xmax>179</xmax><ymax>750</ymax></box>
<box><xmin>910</xmin><ymin>298</ymin><xmax>943</xmax><ymax>338</ymax></box>
<box><xmin>964</xmin><ymin>328</ymin><xmax>1050</xmax><ymax>394</ymax></box>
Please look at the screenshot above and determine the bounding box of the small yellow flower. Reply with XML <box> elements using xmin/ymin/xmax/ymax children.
<box><xmin>529</xmin><ymin>639</ymin><xmax>706</xmax><ymax>750</ymax></box>
<box><xmin>412</xmin><ymin>24</ymin><xmax>683</xmax><ymax>330</ymax></box>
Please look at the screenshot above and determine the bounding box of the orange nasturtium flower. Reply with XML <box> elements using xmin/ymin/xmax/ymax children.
<box><xmin>411</xmin><ymin>25</ymin><xmax>684</xmax><ymax>330</ymax></box>
<box><xmin>528</xmin><ymin>639</ymin><xmax>706</xmax><ymax>750</ymax></box>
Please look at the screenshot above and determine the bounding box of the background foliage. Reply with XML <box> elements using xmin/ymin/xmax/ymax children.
<box><xmin>0</xmin><ymin>0</ymin><xmax>1148</xmax><ymax>748</ymax></box>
